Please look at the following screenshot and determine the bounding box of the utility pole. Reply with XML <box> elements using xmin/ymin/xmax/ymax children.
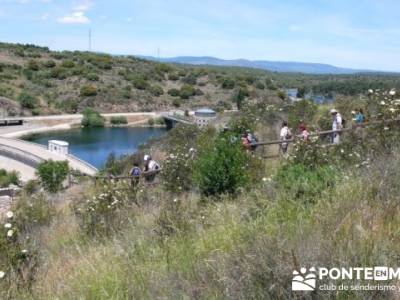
<box><xmin>88</xmin><ymin>28</ymin><xmax>92</xmax><ymax>52</ymax></box>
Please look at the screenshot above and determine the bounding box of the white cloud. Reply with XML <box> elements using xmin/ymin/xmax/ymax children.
<box><xmin>58</xmin><ymin>11</ymin><xmax>90</xmax><ymax>24</ymax></box>
<box><xmin>57</xmin><ymin>0</ymin><xmax>92</xmax><ymax>24</ymax></box>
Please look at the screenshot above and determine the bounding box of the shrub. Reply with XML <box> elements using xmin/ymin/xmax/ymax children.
<box><xmin>179</xmin><ymin>85</ymin><xmax>196</xmax><ymax>99</ymax></box>
<box><xmin>50</xmin><ymin>67</ymin><xmax>67</xmax><ymax>79</ymax></box>
<box><xmin>0</xmin><ymin>169</ymin><xmax>19</xmax><ymax>188</ymax></box>
<box><xmin>168</xmin><ymin>73</ymin><xmax>179</xmax><ymax>81</ymax></box>
<box><xmin>37</xmin><ymin>160</ymin><xmax>69</xmax><ymax>193</ymax></box>
<box><xmin>27</xmin><ymin>59</ymin><xmax>39</xmax><ymax>71</ymax></box>
<box><xmin>86</xmin><ymin>73</ymin><xmax>99</xmax><ymax>81</ymax></box>
<box><xmin>195</xmin><ymin>133</ymin><xmax>251</xmax><ymax>196</ymax></box>
<box><xmin>168</xmin><ymin>88</ymin><xmax>180</xmax><ymax>97</ymax></box>
<box><xmin>172</xmin><ymin>98</ymin><xmax>181</xmax><ymax>107</ymax></box>
<box><xmin>149</xmin><ymin>85</ymin><xmax>164</xmax><ymax>96</ymax></box>
<box><xmin>80</xmin><ymin>85</ymin><xmax>97</xmax><ymax>97</ymax></box>
<box><xmin>147</xmin><ymin>118</ymin><xmax>155</xmax><ymax>126</ymax></box>
<box><xmin>231</xmin><ymin>87</ymin><xmax>249</xmax><ymax>110</ymax></box>
<box><xmin>132</xmin><ymin>77</ymin><xmax>148</xmax><ymax>90</ymax></box>
<box><xmin>43</xmin><ymin>60</ymin><xmax>56</xmax><ymax>68</ymax></box>
<box><xmin>163</xmin><ymin>148</ymin><xmax>195</xmax><ymax>193</ymax></box>
<box><xmin>222</xmin><ymin>78</ymin><xmax>235</xmax><ymax>89</ymax></box>
<box><xmin>181</xmin><ymin>73</ymin><xmax>197</xmax><ymax>85</ymax></box>
<box><xmin>18</xmin><ymin>92</ymin><xmax>38</xmax><ymax>109</ymax></box>
<box><xmin>61</xmin><ymin>60</ymin><xmax>75</xmax><ymax>68</ymax></box>
<box><xmin>81</xmin><ymin>107</ymin><xmax>104</xmax><ymax>127</ymax></box>
<box><xmin>110</xmin><ymin>116</ymin><xmax>128</xmax><ymax>125</ymax></box>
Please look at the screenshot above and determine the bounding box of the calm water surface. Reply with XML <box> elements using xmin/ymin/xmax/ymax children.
<box><xmin>24</xmin><ymin>127</ymin><xmax>166</xmax><ymax>168</ymax></box>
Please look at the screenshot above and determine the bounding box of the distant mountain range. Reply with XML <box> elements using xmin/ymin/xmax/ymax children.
<box><xmin>141</xmin><ymin>56</ymin><xmax>379</xmax><ymax>75</ymax></box>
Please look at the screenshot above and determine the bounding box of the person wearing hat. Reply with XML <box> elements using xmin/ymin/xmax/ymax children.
<box><xmin>143</xmin><ymin>154</ymin><xmax>160</xmax><ymax>183</ymax></box>
<box><xmin>330</xmin><ymin>109</ymin><xmax>342</xmax><ymax>144</ymax></box>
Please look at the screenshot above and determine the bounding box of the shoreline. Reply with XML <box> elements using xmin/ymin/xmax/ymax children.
<box><xmin>0</xmin><ymin>112</ymin><xmax>163</xmax><ymax>139</ymax></box>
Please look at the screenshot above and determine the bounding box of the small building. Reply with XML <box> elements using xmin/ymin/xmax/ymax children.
<box><xmin>194</xmin><ymin>108</ymin><xmax>217</xmax><ymax>128</ymax></box>
<box><xmin>48</xmin><ymin>140</ymin><xmax>69</xmax><ymax>156</ymax></box>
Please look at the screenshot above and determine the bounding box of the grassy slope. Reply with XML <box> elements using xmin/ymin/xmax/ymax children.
<box><xmin>9</xmin><ymin>150</ymin><xmax>399</xmax><ymax>299</ymax></box>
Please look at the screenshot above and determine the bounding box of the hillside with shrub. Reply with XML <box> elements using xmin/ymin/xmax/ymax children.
<box><xmin>2</xmin><ymin>88</ymin><xmax>400</xmax><ymax>298</ymax></box>
<box><xmin>2</xmin><ymin>42</ymin><xmax>400</xmax><ymax>116</ymax></box>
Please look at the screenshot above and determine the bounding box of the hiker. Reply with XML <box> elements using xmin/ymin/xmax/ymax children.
<box><xmin>280</xmin><ymin>121</ymin><xmax>292</xmax><ymax>155</ymax></box>
<box><xmin>330</xmin><ymin>109</ymin><xmax>343</xmax><ymax>144</ymax></box>
<box><xmin>143</xmin><ymin>155</ymin><xmax>160</xmax><ymax>183</ymax></box>
<box><xmin>129</xmin><ymin>162</ymin><xmax>142</xmax><ymax>187</ymax></box>
<box><xmin>355</xmin><ymin>109</ymin><xmax>365</xmax><ymax>124</ymax></box>
<box><xmin>299</xmin><ymin>123</ymin><xmax>310</xmax><ymax>141</ymax></box>
<box><xmin>241</xmin><ymin>133</ymin><xmax>251</xmax><ymax>150</ymax></box>
<box><xmin>246</xmin><ymin>129</ymin><xmax>258</xmax><ymax>151</ymax></box>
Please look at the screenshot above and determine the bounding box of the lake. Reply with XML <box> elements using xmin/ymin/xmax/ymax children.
<box><xmin>24</xmin><ymin>127</ymin><xmax>167</xmax><ymax>169</ymax></box>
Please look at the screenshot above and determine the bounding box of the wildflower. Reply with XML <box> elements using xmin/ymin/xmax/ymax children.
<box><xmin>173</xmin><ymin>198</ymin><xmax>178</xmax><ymax>202</ymax></box>
<box><xmin>384</xmin><ymin>127</ymin><xmax>389</xmax><ymax>131</ymax></box>
<box><xmin>340</xmin><ymin>149</ymin><xmax>345</xmax><ymax>154</ymax></box>
<box><xmin>0</xmin><ymin>271</ymin><xmax>5</xmax><ymax>279</ymax></box>
<box><xmin>4</xmin><ymin>223</ymin><xmax>12</xmax><ymax>229</ymax></box>
<box><xmin>368</xmin><ymin>89</ymin><xmax>374</xmax><ymax>94</ymax></box>
<box><xmin>7</xmin><ymin>230</ymin><xmax>13</xmax><ymax>237</ymax></box>
<box><xmin>6</xmin><ymin>211</ymin><xmax>13</xmax><ymax>219</ymax></box>
<box><xmin>389</xmin><ymin>90</ymin><xmax>396</xmax><ymax>96</ymax></box>
<box><xmin>262</xmin><ymin>177</ymin><xmax>267</xmax><ymax>182</ymax></box>
<box><xmin>169</xmin><ymin>154</ymin><xmax>175</xmax><ymax>159</ymax></box>
<box><xmin>380</xmin><ymin>101</ymin><xmax>386</xmax><ymax>105</ymax></box>
<box><xmin>21</xmin><ymin>249</ymin><xmax>28</xmax><ymax>254</ymax></box>
<box><xmin>201</xmin><ymin>216</ymin><xmax>205</xmax><ymax>220</ymax></box>
<box><xmin>389</xmin><ymin>108</ymin><xmax>396</xmax><ymax>113</ymax></box>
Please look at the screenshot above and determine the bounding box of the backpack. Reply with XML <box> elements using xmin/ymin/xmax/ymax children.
<box><xmin>285</xmin><ymin>129</ymin><xmax>292</xmax><ymax>139</ymax></box>
<box><xmin>341</xmin><ymin>118</ymin><xmax>346</xmax><ymax>128</ymax></box>
<box><xmin>131</xmin><ymin>167</ymin><xmax>141</xmax><ymax>177</ymax></box>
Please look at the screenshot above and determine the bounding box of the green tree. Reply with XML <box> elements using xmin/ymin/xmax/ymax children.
<box><xmin>195</xmin><ymin>134</ymin><xmax>250</xmax><ymax>196</ymax></box>
<box><xmin>81</xmin><ymin>107</ymin><xmax>104</xmax><ymax>127</ymax></box>
<box><xmin>37</xmin><ymin>160</ymin><xmax>69</xmax><ymax>193</ymax></box>
<box><xmin>80</xmin><ymin>85</ymin><xmax>97</xmax><ymax>97</ymax></box>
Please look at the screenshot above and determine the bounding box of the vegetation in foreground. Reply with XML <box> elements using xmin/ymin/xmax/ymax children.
<box><xmin>0</xmin><ymin>89</ymin><xmax>400</xmax><ymax>299</ymax></box>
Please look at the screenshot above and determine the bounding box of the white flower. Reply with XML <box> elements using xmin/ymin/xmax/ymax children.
<box><xmin>7</xmin><ymin>230</ymin><xmax>14</xmax><ymax>237</ymax></box>
<box><xmin>368</xmin><ymin>89</ymin><xmax>374</xmax><ymax>94</ymax></box>
<box><xmin>384</xmin><ymin>126</ymin><xmax>389</xmax><ymax>131</ymax></box>
<box><xmin>262</xmin><ymin>177</ymin><xmax>267</xmax><ymax>182</ymax></box>
<box><xmin>340</xmin><ymin>149</ymin><xmax>345</xmax><ymax>154</ymax></box>
<box><xmin>389</xmin><ymin>90</ymin><xmax>396</xmax><ymax>96</ymax></box>
<box><xmin>0</xmin><ymin>271</ymin><xmax>5</xmax><ymax>279</ymax></box>
<box><xmin>173</xmin><ymin>198</ymin><xmax>178</xmax><ymax>202</ymax></box>
<box><xmin>169</xmin><ymin>154</ymin><xmax>175</xmax><ymax>159</ymax></box>
<box><xmin>21</xmin><ymin>249</ymin><xmax>28</xmax><ymax>254</ymax></box>
<box><xmin>4</xmin><ymin>223</ymin><xmax>12</xmax><ymax>229</ymax></box>
<box><xmin>6</xmin><ymin>211</ymin><xmax>13</xmax><ymax>219</ymax></box>
<box><xmin>389</xmin><ymin>108</ymin><xmax>396</xmax><ymax>113</ymax></box>
<box><xmin>380</xmin><ymin>101</ymin><xmax>386</xmax><ymax>105</ymax></box>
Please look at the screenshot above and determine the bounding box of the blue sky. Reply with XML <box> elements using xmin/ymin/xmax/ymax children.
<box><xmin>0</xmin><ymin>0</ymin><xmax>399</xmax><ymax>71</ymax></box>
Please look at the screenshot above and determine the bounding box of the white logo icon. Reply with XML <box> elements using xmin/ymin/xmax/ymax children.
<box><xmin>292</xmin><ymin>267</ymin><xmax>317</xmax><ymax>291</ymax></box>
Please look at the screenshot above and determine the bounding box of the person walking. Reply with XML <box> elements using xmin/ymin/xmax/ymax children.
<box><xmin>355</xmin><ymin>109</ymin><xmax>365</xmax><ymax>124</ymax></box>
<box><xmin>330</xmin><ymin>109</ymin><xmax>343</xmax><ymax>144</ymax></box>
<box><xmin>299</xmin><ymin>123</ymin><xmax>310</xmax><ymax>142</ymax></box>
<box><xmin>143</xmin><ymin>155</ymin><xmax>160</xmax><ymax>183</ymax></box>
<box><xmin>280</xmin><ymin>121</ymin><xmax>292</xmax><ymax>155</ymax></box>
<box><xmin>129</xmin><ymin>162</ymin><xmax>142</xmax><ymax>188</ymax></box>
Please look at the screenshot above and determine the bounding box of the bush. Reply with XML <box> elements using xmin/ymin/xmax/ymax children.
<box><xmin>61</xmin><ymin>60</ymin><xmax>75</xmax><ymax>68</ymax></box>
<box><xmin>110</xmin><ymin>116</ymin><xmax>128</xmax><ymax>125</ymax></box>
<box><xmin>195</xmin><ymin>133</ymin><xmax>251</xmax><ymax>196</ymax></box>
<box><xmin>181</xmin><ymin>73</ymin><xmax>197</xmax><ymax>85</ymax></box>
<box><xmin>37</xmin><ymin>160</ymin><xmax>69</xmax><ymax>193</ymax></box>
<box><xmin>179</xmin><ymin>85</ymin><xmax>196</xmax><ymax>99</ymax></box>
<box><xmin>18</xmin><ymin>92</ymin><xmax>38</xmax><ymax>109</ymax></box>
<box><xmin>222</xmin><ymin>78</ymin><xmax>235</xmax><ymax>89</ymax></box>
<box><xmin>168</xmin><ymin>73</ymin><xmax>179</xmax><ymax>81</ymax></box>
<box><xmin>43</xmin><ymin>60</ymin><xmax>56</xmax><ymax>68</ymax></box>
<box><xmin>81</xmin><ymin>107</ymin><xmax>104</xmax><ymax>127</ymax></box>
<box><xmin>147</xmin><ymin>118</ymin><xmax>155</xmax><ymax>126</ymax></box>
<box><xmin>149</xmin><ymin>85</ymin><xmax>164</xmax><ymax>96</ymax></box>
<box><xmin>172</xmin><ymin>98</ymin><xmax>181</xmax><ymax>107</ymax></box>
<box><xmin>168</xmin><ymin>88</ymin><xmax>180</xmax><ymax>97</ymax></box>
<box><xmin>0</xmin><ymin>169</ymin><xmax>19</xmax><ymax>188</ymax></box>
<box><xmin>27</xmin><ymin>59</ymin><xmax>39</xmax><ymax>71</ymax></box>
<box><xmin>132</xmin><ymin>77</ymin><xmax>148</xmax><ymax>90</ymax></box>
<box><xmin>86</xmin><ymin>73</ymin><xmax>99</xmax><ymax>81</ymax></box>
<box><xmin>80</xmin><ymin>85</ymin><xmax>97</xmax><ymax>97</ymax></box>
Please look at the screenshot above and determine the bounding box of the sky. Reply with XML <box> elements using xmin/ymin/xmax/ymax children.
<box><xmin>0</xmin><ymin>0</ymin><xmax>399</xmax><ymax>71</ymax></box>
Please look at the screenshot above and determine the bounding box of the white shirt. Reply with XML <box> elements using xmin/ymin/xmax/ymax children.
<box><xmin>280</xmin><ymin>126</ymin><xmax>290</xmax><ymax>140</ymax></box>
<box><xmin>332</xmin><ymin>113</ymin><xmax>342</xmax><ymax>131</ymax></box>
<box><xmin>148</xmin><ymin>160</ymin><xmax>159</xmax><ymax>171</ymax></box>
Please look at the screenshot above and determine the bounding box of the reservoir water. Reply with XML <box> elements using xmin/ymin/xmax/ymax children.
<box><xmin>24</xmin><ymin>127</ymin><xmax>166</xmax><ymax>169</ymax></box>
